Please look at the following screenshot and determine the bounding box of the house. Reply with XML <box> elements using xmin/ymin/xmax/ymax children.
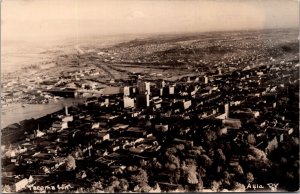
<box><xmin>152</xmin><ymin>97</ymin><xmax>163</xmax><ymax>108</ymax></box>
<box><xmin>52</xmin><ymin>121</ymin><xmax>68</xmax><ymax>130</ymax></box>
<box><xmin>173</xmin><ymin>138</ymin><xmax>193</xmax><ymax>147</ymax></box>
<box><xmin>112</xmin><ymin>124</ymin><xmax>129</xmax><ymax>131</ymax></box>
<box><xmin>129</xmin><ymin>147</ymin><xmax>144</xmax><ymax>154</ymax></box>
<box><xmin>99</xmin><ymin>133</ymin><xmax>110</xmax><ymax>141</ymax></box>
<box><xmin>179</xmin><ymin>127</ymin><xmax>190</xmax><ymax>135</ymax></box>
<box><xmin>62</xmin><ymin>115</ymin><xmax>73</xmax><ymax>122</ymax></box>
<box><xmin>232</xmin><ymin>110</ymin><xmax>260</xmax><ymax>119</ymax></box>
<box><xmin>222</xmin><ymin>119</ymin><xmax>242</xmax><ymax>129</ymax></box>
<box><xmin>123</xmin><ymin>97</ymin><xmax>135</xmax><ymax>108</ymax></box>
<box><xmin>265</xmin><ymin>136</ymin><xmax>278</xmax><ymax>155</ymax></box>
<box><xmin>180</xmin><ymin>100</ymin><xmax>192</xmax><ymax>110</ymax></box>
<box><xmin>92</xmin><ymin>122</ymin><xmax>100</xmax><ymax>129</ymax></box>
<box><xmin>217</xmin><ymin>127</ymin><xmax>228</xmax><ymax>136</ymax></box>
<box><xmin>126</xmin><ymin>127</ymin><xmax>147</xmax><ymax>138</ymax></box>
<box><xmin>265</xmin><ymin>127</ymin><xmax>294</xmax><ymax>142</ymax></box>
<box><xmin>13</xmin><ymin>178</ymin><xmax>30</xmax><ymax>192</ymax></box>
<box><xmin>155</xmin><ymin>124</ymin><xmax>169</xmax><ymax>132</ymax></box>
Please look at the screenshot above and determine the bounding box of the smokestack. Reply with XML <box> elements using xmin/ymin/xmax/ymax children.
<box><xmin>65</xmin><ymin>106</ymin><xmax>69</xmax><ymax>116</ymax></box>
<box><xmin>224</xmin><ymin>103</ymin><xmax>229</xmax><ymax>119</ymax></box>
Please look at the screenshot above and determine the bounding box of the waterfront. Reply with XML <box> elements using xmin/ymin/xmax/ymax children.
<box><xmin>1</xmin><ymin>98</ymin><xmax>81</xmax><ymax>129</ymax></box>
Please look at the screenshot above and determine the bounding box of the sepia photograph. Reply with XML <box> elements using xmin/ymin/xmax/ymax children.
<box><xmin>1</xmin><ymin>0</ymin><xmax>299</xmax><ymax>192</ymax></box>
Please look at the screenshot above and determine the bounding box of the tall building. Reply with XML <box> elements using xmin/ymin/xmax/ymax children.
<box><xmin>169</xmin><ymin>86</ymin><xmax>175</xmax><ymax>95</ymax></box>
<box><xmin>123</xmin><ymin>86</ymin><xmax>130</xmax><ymax>96</ymax></box>
<box><xmin>137</xmin><ymin>81</ymin><xmax>150</xmax><ymax>94</ymax></box>
<box><xmin>157</xmin><ymin>80</ymin><xmax>165</xmax><ymax>88</ymax></box>
<box><xmin>162</xmin><ymin>85</ymin><xmax>175</xmax><ymax>96</ymax></box>
<box><xmin>124</xmin><ymin>97</ymin><xmax>135</xmax><ymax>108</ymax></box>
<box><xmin>136</xmin><ymin>94</ymin><xmax>150</xmax><ymax>108</ymax></box>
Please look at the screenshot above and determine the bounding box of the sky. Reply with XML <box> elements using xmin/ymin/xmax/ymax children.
<box><xmin>1</xmin><ymin>0</ymin><xmax>299</xmax><ymax>43</ymax></box>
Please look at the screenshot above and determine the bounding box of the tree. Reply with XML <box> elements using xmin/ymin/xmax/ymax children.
<box><xmin>131</xmin><ymin>169</ymin><xmax>149</xmax><ymax>184</ymax></box>
<box><xmin>234</xmin><ymin>165</ymin><xmax>244</xmax><ymax>176</ymax></box>
<box><xmin>105</xmin><ymin>176</ymin><xmax>120</xmax><ymax>193</ymax></box>
<box><xmin>173</xmin><ymin>168</ymin><xmax>181</xmax><ymax>184</ymax></box>
<box><xmin>165</xmin><ymin>147</ymin><xmax>177</xmax><ymax>156</ymax></box>
<box><xmin>182</xmin><ymin>159</ymin><xmax>199</xmax><ymax>185</ymax></box>
<box><xmin>165</xmin><ymin>154</ymin><xmax>180</xmax><ymax>170</ymax></box>
<box><xmin>291</xmin><ymin>137</ymin><xmax>299</xmax><ymax>147</ymax></box>
<box><xmin>131</xmin><ymin>169</ymin><xmax>152</xmax><ymax>192</ymax></box>
<box><xmin>139</xmin><ymin>159</ymin><xmax>147</xmax><ymax>168</ymax></box>
<box><xmin>216</xmin><ymin>165</ymin><xmax>223</xmax><ymax>174</ymax></box>
<box><xmin>133</xmin><ymin>182</ymin><xmax>152</xmax><ymax>192</ymax></box>
<box><xmin>216</xmin><ymin>148</ymin><xmax>226</xmax><ymax>162</ymax></box>
<box><xmin>249</xmin><ymin>146</ymin><xmax>268</xmax><ymax>161</ymax></box>
<box><xmin>200</xmin><ymin>154</ymin><xmax>213</xmax><ymax>168</ymax></box>
<box><xmin>149</xmin><ymin>183</ymin><xmax>161</xmax><ymax>192</ymax></box>
<box><xmin>232</xmin><ymin>182</ymin><xmax>246</xmax><ymax>192</ymax></box>
<box><xmin>247</xmin><ymin>134</ymin><xmax>256</xmax><ymax>145</ymax></box>
<box><xmin>207</xmin><ymin>148</ymin><xmax>215</xmax><ymax>158</ymax></box>
<box><xmin>175</xmin><ymin>144</ymin><xmax>185</xmax><ymax>151</ymax></box>
<box><xmin>188</xmin><ymin>147</ymin><xmax>202</xmax><ymax>158</ymax></box>
<box><xmin>198</xmin><ymin>166</ymin><xmax>206</xmax><ymax>178</ymax></box>
<box><xmin>210</xmin><ymin>180</ymin><xmax>221</xmax><ymax>192</ymax></box>
<box><xmin>165</xmin><ymin>162</ymin><xmax>177</xmax><ymax>171</ymax></box>
<box><xmin>221</xmin><ymin>171</ymin><xmax>231</xmax><ymax>187</ymax></box>
<box><xmin>127</xmin><ymin>166</ymin><xmax>134</xmax><ymax>172</ymax></box>
<box><xmin>205</xmin><ymin>130</ymin><xmax>217</xmax><ymax>142</ymax></box>
<box><xmin>91</xmin><ymin>181</ymin><xmax>104</xmax><ymax>193</ymax></box>
<box><xmin>119</xmin><ymin>179</ymin><xmax>129</xmax><ymax>192</ymax></box>
<box><xmin>247</xmin><ymin>146</ymin><xmax>272</xmax><ymax>171</ymax></box>
<box><xmin>247</xmin><ymin>118</ymin><xmax>257</xmax><ymax>125</ymax></box>
<box><xmin>187</xmin><ymin>168</ymin><xmax>198</xmax><ymax>185</ymax></box>
<box><xmin>75</xmin><ymin>146</ymin><xmax>83</xmax><ymax>158</ymax></box>
<box><xmin>2</xmin><ymin>185</ymin><xmax>11</xmax><ymax>193</ymax></box>
<box><xmin>246</xmin><ymin>154</ymin><xmax>256</xmax><ymax>162</ymax></box>
<box><xmin>246</xmin><ymin>172</ymin><xmax>254</xmax><ymax>183</ymax></box>
<box><xmin>149</xmin><ymin>158</ymin><xmax>162</xmax><ymax>170</ymax></box>
<box><xmin>280</xmin><ymin>157</ymin><xmax>288</xmax><ymax>164</ymax></box>
<box><xmin>65</xmin><ymin>154</ymin><xmax>76</xmax><ymax>171</ymax></box>
<box><xmin>164</xmin><ymin>152</ymin><xmax>181</xmax><ymax>184</ymax></box>
<box><xmin>153</xmin><ymin>160</ymin><xmax>162</xmax><ymax>169</ymax></box>
<box><xmin>195</xmin><ymin>177</ymin><xmax>204</xmax><ymax>192</ymax></box>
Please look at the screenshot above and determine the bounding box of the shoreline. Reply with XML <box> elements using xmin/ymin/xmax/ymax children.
<box><xmin>1</xmin><ymin>98</ymin><xmax>82</xmax><ymax>129</ymax></box>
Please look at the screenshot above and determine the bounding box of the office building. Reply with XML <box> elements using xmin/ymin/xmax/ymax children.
<box><xmin>136</xmin><ymin>94</ymin><xmax>150</xmax><ymax>107</ymax></box>
<box><xmin>137</xmin><ymin>81</ymin><xmax>150</xmax><ymax>94</ymax></box>
<box><xmin>124</xmin><ymin>97</ymin><xmax>135</xmax><ymax>108</ymax></box>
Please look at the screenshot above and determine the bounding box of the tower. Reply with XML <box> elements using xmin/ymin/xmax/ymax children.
<box><xmin>137</xmin><ymin>81</ymin><xmax>150</xmax><ymax>95</ymax></box>
<box><xmin>136</xmin><ymin>81</ymin><xmax>150</xmax><ymax>108</ymax></box>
